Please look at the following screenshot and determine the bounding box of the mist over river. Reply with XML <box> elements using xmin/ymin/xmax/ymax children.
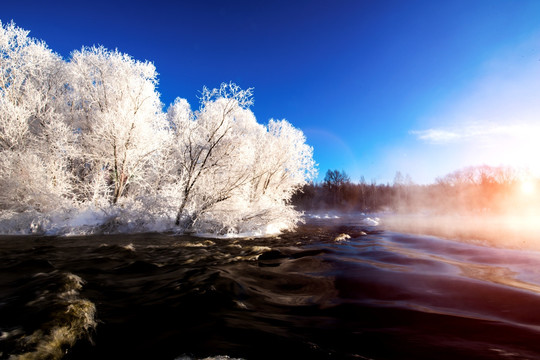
<box><xmin>2</xmin><ymin>214</ymin><xmax>540</xmax><ymax>359</ymax></box>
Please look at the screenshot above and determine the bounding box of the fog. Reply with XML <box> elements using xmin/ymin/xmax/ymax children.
<box><xmin>381</xmin><ymin>213</ymin><xmax>540</xmax><ymax>251</ymax></box>
<box><xmin>295</xmin><ymin>166</ymin><xmax>540</xmax><ymax>251</ymax></box>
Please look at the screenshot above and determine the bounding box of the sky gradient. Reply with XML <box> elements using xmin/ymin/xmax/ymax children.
<box><xmin>3</xmin><ymin>0</ymin><xmax>540</xmax><ymax>184</ymax></box>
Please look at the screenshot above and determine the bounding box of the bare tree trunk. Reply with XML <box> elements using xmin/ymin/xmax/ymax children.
<box><xmin>175</xmin><ymin>196</ymin><xmax>188</xmax><ymax>226</ymax></box>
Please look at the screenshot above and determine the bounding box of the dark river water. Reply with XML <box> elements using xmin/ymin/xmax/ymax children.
<box><xmin>2</xmin><ymin>214</ymin><xmax>540</xmax><ymax>359</ymax></box>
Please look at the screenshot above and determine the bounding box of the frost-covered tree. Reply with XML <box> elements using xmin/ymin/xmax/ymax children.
<box><xmin>0</xmin><ymin>21</ymin><xmax>63</xmax><ymax>151</ymax></box>
<box><xmin>0</xmin><ymin>21</ymin><xmax>74</xmax><ymax>212</ymax></box>
<box><xmin>258</xmin><ymin>119</ymin><xmax>317</xmax><ymax>199</ymax></box>
<box><xmin>166</xmin><ymin>83</ymin><xmax>316</xmax><ymax>233</ymax></box>
<box><xmin>0</xmin><ymin>21</ymin><xmax>316</xmax><ymax>236</ymax></box>
<box><xmin>167</xmin><ymin>83</ymin><xmax>262</xmax><ymax>230</ymax></box>
<box><xmin>242</xmin><ymin>118</ymin><xmax>316</xmax><ymax>231</ymax></box>
<box><xmin>67</xmin><ymin>46</ymin><xmax>168</xmax><ymax>205</ymax></box>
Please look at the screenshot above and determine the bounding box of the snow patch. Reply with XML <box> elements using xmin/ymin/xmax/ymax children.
<box><xmin>334</xmin><ymin>234</ymin><xmax>351</xmax><ymax>242</ymax></box>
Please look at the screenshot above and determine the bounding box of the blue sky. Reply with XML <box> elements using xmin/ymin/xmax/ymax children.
<box><xmin>3</xmin><ymin>0</ymin><xmax>540</xmax><ymax>184</ymax></box>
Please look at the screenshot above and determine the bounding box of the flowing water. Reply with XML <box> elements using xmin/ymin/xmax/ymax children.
<box><xmin>2</xmin><ymin>214</ymin><xmax>540</xmax><ymax>359</ymax></box>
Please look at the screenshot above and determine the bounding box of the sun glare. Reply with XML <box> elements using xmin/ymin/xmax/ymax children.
<box><xmin>520</xmin><ymin>180</ymin><xmax>536</xmax><ymax>196</ymax></box>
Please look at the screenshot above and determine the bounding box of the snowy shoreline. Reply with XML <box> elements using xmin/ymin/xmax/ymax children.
<box><xmin>0</xmin><ymin>208</ymin><xmax>295</xmax><ymax>238</ymax></box>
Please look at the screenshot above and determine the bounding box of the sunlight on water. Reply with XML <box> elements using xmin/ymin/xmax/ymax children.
<box><xmin>380</xmin><ymin>238</ymin><xmax>540</xmax><ymax>295</ymax></box>
<box><xmin>381</xmin><ymin>213</ymin><xmax>540</xmax><ymax>251</ymax></box>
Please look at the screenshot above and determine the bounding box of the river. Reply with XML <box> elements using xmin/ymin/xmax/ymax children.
<box><xmin>2</xmin><ymin>214</ymin><xmax>540</xmax><ymax>359</ymax></box>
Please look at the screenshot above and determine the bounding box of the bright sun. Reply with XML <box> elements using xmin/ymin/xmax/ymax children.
<box><xmin>520</xmin><ymin>180</ymin><xmax>536</xmax><ymax>195</ymax></box>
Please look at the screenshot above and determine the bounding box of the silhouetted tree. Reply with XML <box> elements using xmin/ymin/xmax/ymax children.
<box><xmin>323</xmin><ymin>169</ymin><xmax>350</xmax><ymax>206</ymax></box>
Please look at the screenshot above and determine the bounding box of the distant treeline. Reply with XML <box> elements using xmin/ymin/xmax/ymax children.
<box><xmin>292</xmin><ymin>166</ymin><xmax>539</xmax><ymax>214</ymax></box>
